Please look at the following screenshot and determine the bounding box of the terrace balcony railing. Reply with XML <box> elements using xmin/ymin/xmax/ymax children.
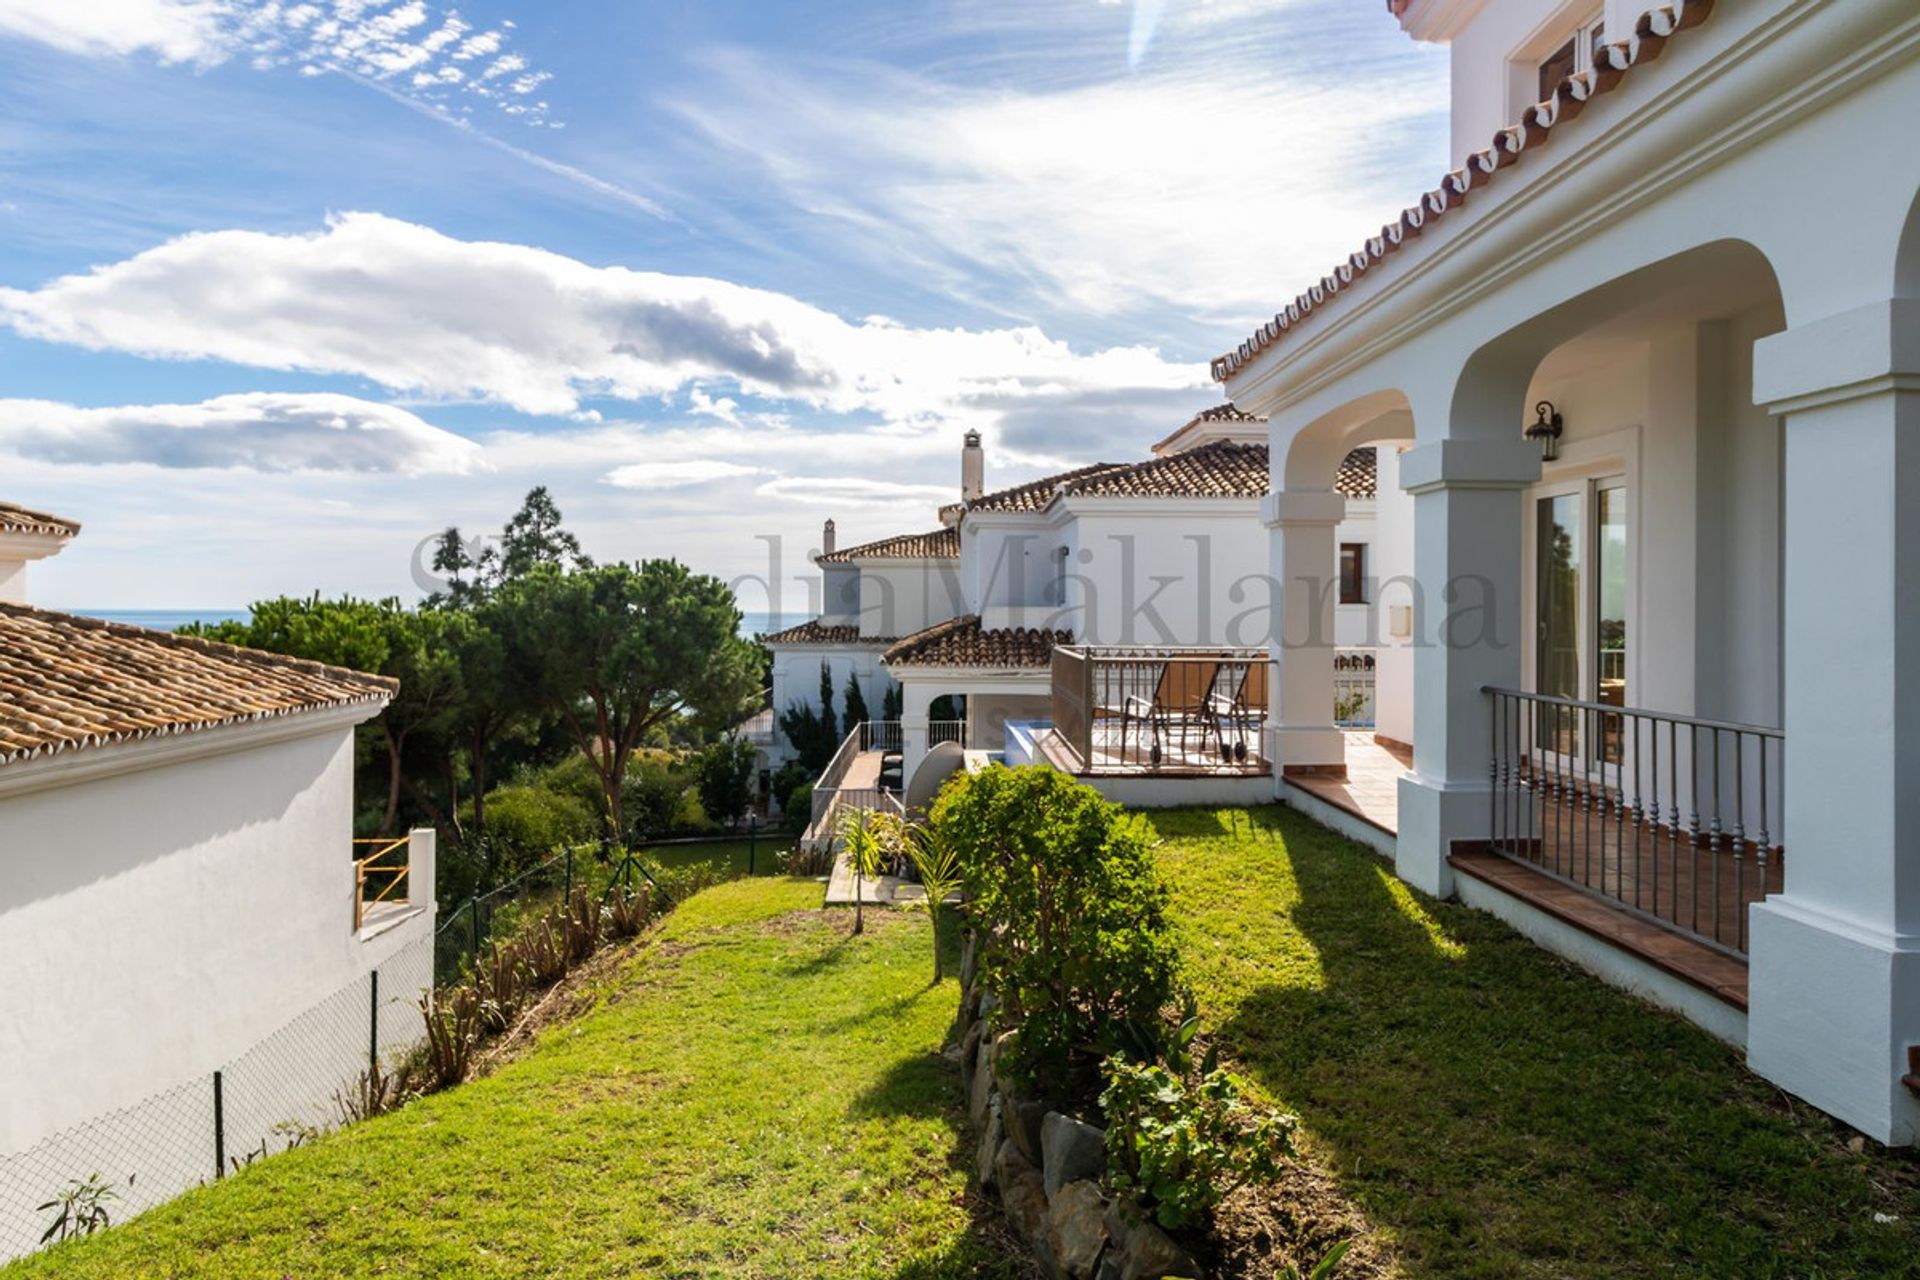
<box><xmin>1052</xmin><ymin>646</ymin><xmax>1270</xmax><ymax>776</ymax></box>
<box><xmin>1484</xmin><ymin>686</ymin><xmax>1785</xmax><ymax>958</ymax></box>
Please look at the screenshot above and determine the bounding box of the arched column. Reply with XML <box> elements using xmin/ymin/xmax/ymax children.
<box><xmin>1264</xmin><ymin>490</ymin><xmax>1347</xmax><ymax>773</ymax></box>
<box><xmin>1747</xmin><ymin>296</ymin><xmax>1920</xmax><ymax>1146</ymax></box>
<box><xmin>1394</xmin><ymin>437</ymin><xmax>1541</xmax><ymax>897</ymax></box>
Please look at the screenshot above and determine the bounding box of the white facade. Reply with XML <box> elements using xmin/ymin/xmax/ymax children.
<box><xmin>1224</xmin><ymin>0</ymin><xmax>1920</xmax><ymax>1144</ymax></box>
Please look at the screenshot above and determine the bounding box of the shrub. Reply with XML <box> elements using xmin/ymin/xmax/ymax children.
<box><xmin>931</xmin><ymin>765</ymin><xmax>1181</xmax><ymax>1097</ymax></box>
<box><xmin>696</xmin><ymin>735</ymin><xmax>758</xmax><ymax>830</ymax></box>
<box><xmin>476</xmin><ymin>785</ymin><xmax>598</xmax><ymax>877</ymax></box>
<box><xmin>1100</xmin><ymin>1060</ymin><xmax>1297</xmax><ymax>1230</ymax></box>
<box><xmin>561</xmin><ymin>889</ymin><xmax>603</xmax><ymax>964</ymax></box>
<box><xmin>607</xmin><ymin>884</ymin><xmax>652</xmax><ymax>939</ymax></box>
<box><xmin>473</xmin><ymin>941</ymin><xmax>530</xmax><ymax>1034</ymax></box>
<box><xmin>622</xmin><ymin>752</ymin><xmax>694</xmax><ymax>840</ymax></box>
<box><xmin>782</xmin><ymin>782</ymin><xmax>815</xmax><ymax>834</ymax></box>
<box><xmin>419</xmin><ymin>986</ymin><xmax>484</xmax><ymax>1090</ymax></box>
<box><xmin>770</xmin><ymin>761</ymin><xmax>813</xmax><ymax>813</ymax></box>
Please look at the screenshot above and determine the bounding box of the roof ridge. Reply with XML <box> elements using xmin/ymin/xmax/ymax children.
<box><xmin>0</xmin><ymin>601</ymin><xmax>398</xmax><ymax>692</ymax></box>
<box><xmin>1212</xmin><ymin>0</ymin><xmax>1715</xmax><ymax>382</ymax></box>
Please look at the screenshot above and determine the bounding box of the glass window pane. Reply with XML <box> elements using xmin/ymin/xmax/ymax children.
<box><xmin>1537</xmin><ymin>493</ymin><xmax>1581</xmax><ymax>754</ymax></box>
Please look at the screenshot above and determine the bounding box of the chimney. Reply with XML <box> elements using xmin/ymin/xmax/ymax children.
<box><xmin>0</xmin><ymin>502</ymin><xmax>79</xmax><ymax>604</ymax></box>
<box><xmin>821</xmin><ymin>518</ymin><xmax>836</xmax><ymax>556</ymax></box>
<box><xmin>961</xmin><ymin>429</ymin><xmax>985</xmax><ymax>503</ymax></box>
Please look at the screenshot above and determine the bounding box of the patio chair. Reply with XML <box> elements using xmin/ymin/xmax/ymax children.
<box><xmin>1206</xmin><ymin>659</ymin><xmax>1267</xmax><ymax>763</ymax></box>
<box><xmin>1124</xmin><ymin>660</ymin><xmax>1221</xmax><ymax>767</ymax></box>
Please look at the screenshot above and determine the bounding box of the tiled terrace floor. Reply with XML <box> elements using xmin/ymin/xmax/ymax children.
<box><xmin>1282</xmin><ymin>731</ymin><xmax>1762</xmax><ymax>1007</ymax></box>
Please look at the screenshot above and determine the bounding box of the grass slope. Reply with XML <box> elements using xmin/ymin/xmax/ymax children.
<box><xmin>1150</xmin><ymin>805</ymin><xmax>1920</xmax><ymax>1279</ymax></box>
<box><xmin>10</xmin><ymin>880</ymin><xmax>1028</xmax><ymax>1280</ymax></box>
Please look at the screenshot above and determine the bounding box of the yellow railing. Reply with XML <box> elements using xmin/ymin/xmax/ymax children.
<box><xmin>351</xmin><ymin>836</ymin><xmax>410</xmax><ymax>931</ymax></box>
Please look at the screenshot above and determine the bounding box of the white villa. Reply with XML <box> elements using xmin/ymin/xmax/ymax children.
<box><xmin>1209</xmin><ymin>0</ymin><xmax>1920</xmax><ymax>1146</ymax></box>
<box><xmin>0</xmin><ymin>501</ymin><xmax>436</xmax><ymax>1253</ymax></box>
<box><xmin>764</xmin><ymin>409</ymin><xmax>1386</xmax><ymax>812</ymax></box>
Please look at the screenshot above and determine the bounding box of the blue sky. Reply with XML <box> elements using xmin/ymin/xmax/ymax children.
<box><xmin>0</xmin><ymin>0</ymin><xmax>1446</xmax><ymax>613</ymax></box>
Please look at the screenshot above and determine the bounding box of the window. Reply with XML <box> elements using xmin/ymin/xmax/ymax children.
<box><xmin>1538</xmin><ymin>14</ymin><xmax>1606</xmax><ymax>101</ymax></box>
<box><xmin>1339</xmin><ymin>543</ymin><xmax>1367</xmax><ymax>605</ymax></box>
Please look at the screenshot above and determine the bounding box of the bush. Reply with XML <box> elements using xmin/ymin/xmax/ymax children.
<box><xmin>770</xmin><ymin>761</ymin><xmax>813</xmax><ymax>813</ymax></box>
<box><xmin>696</xmin><ymin>736</ymin><xmax>758</xmax><ymax>830</ymax></box>
<box><xmin>622</xmin><ymin>752</ymin><xmax>695</xmax><ymax>840</ymax></box>
<box><xmin>782</xmin><ymin>782</ymin><xmax>815</xmax><ymax>834</ymax></box>
<box><xmin>476</xmin><ymin>785</ymin><xmax>598</xmax><ymax>878</ymax></box>
<box><xmin>932</xmin><ymin>765</ymin><xmax>1181</xmax><ymax>1098</ymax></box>
<box><xmin>1100</xmin><ymin>1060</ymin><xmax>1296</xmax><ymax>1230</ymax></box>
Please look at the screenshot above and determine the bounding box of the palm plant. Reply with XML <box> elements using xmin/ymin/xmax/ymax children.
<box><xmin>902</xmin><ymin>822</ymin><xmax>964</xmax><ymax>983</ymax></box>
<box><xmin>838</xmin><ymin>808</ymin><xmax>883</xmax><ymax>935</ymax></box>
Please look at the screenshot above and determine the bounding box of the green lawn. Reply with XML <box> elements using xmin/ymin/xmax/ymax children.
<box><xmin>1148</xmin><ymin>805</ymin><xmax>1920</xmax><ymax>1279</ymax></box>
<box><xmin>641</xmin><ymin>834</ymin><xmax>792</xmax><ymax>877</ymax></box>
<box><xmin>10</xmin><ymin>880</ymin><xmax>1026</xmax><ymax>1280</ymax></box>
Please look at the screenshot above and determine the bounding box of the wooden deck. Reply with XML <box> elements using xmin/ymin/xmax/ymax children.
<box><xmin>1038</xmin><ymin>722</ymin><xmax>1270</xmax><ymax>778</ymax></box>
<box><xmin>1282</xmin><ymin>731</ymin><xmax>1765</xmax><ymax>1007</ymax></box>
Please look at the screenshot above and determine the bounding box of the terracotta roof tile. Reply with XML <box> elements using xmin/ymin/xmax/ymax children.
<box><xmin>1337</xmin><ymin>448</ymin><xmax>1377</xmax><ymax>500</ymax></box>
<box><xmin>0</xmin><ymin>604</ymin><xmax>395</xmax><ymax>768</ymax></box>
<box><xmin>761</xmin><ymin>618</ymin><xmax>895</xmax><ymax>645</ymax></box>
<box><xmin>1213</xmin><ymin>0</ymin><xmax>1715</xmax><ymax>382</ymax></box>
<box><xmin>961</xmin><ymin>462</ymin><xmax>1131</xmax><ymax>515</ymax></box>
<box><xmin>1057</xmin><ymin>442</ymin><xmax>1376</xmax><ymax>501</ymax></box>
<box><xmin>1189</xmin><ymin>403</ymin><xmax>1264</xmax><ymax>424</ymax></box>
<box><xmin>816</xmin><ymin>526</ymin><xmax>959</xmax><ymax>564</ymax></box>
<box><xmin>0</xmin><ymin>501</ymin><xmax>80</xmax><ymax>538</ymax></box>
<box><xmin>882</xmin><ymin>615</ymin><xmax>1069</xmax><ymax>669</ymax></box>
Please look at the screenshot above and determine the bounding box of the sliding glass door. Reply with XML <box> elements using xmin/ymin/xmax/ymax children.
<box><xmin>1533</xmin><ymin>476</ymin><xmax>1629</xmax><ymax>768</ymax></box>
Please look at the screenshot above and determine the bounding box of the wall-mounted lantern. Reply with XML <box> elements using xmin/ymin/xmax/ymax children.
<box><xmin>1526</xmin><ymin>400</ymin><xmax>1564</xmax><ymax>462</ymax></box>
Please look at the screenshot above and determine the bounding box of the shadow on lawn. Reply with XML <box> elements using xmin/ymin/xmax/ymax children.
<box><xmin>1199</xmin><ymin>806</ymin><xmax>1920</xmax><ymax>1277</ymax></box>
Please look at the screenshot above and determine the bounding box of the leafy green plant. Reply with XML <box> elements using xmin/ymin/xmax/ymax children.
<box><xmin>1285</xmin><ymin>1240</ymin><xmax>1351</xmax><ymax>1280</ymax></box>
<box><xmin>37</xmin><ymin>1174</ymin><xmax>123</xmax><ymax>1245</ymax></box>
<box><xmin>607</xmin><ymin>884</ymin><xmax>652</xmax><ymax>939</ymax></box>
<box><xmin>838</xmin><ymin>808</ymin><xmax>884</xmax><ymax>936</ymax></box>
<box><xmin>781</xmin><ymin>781</ymin><xmax>815</xmax><ymax>835</ymax></box>
<box><xmin>931</xmin><ymin>765</ymin><xmax>1181</xmax><ymax>1096</ymax></box>
<box><xmin>473</xmin><ymin>940</ymin><xmax>531</xmax><ymax>1033</ymax></box>
<box><xmin>1099</xmin><ymin>1060</ymin><xmax>1296</xmax><ymax>1230</ymax></box>
<box><xmin>419</xmin><ymin>986</ymin><xmax>484</xmax><ymax>1091</ymax></box>
<box><xmin>899</xmin><ymin>821</ymin><xmax>964</xmax><ymax>983</ymax></box>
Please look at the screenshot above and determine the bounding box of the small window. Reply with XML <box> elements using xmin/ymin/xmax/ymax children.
<box><xmin>1538</xmin><ymin>15</ymin><xmax>1606</xmax><ymax>101</ymax></box>
<box><xmin>1339</xmin><ymin>543</ymin><xmax>1367</xmax><ymax>605</ymax></box>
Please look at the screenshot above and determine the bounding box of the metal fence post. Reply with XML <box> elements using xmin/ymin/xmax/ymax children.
<box><xmin>212</xmin><ymin>1071</ymin><xmax>225</xmax><ymax>1180</ymax></box>
<box><xmin>468</xmin><ymin>895</ymin><xmax>481</xmax><ymax>967</ymax></box>
<box><xmin>368</xmin><ymin>969</ymin><xmax>380</xmax><ymax>1076</ymax></box>
<box><xmin>564</xmin><ymin>845</ymin><xmax>574</xmax><ymax>903</ymax></box>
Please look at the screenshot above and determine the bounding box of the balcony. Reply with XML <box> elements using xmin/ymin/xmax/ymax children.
<box><xmin>1045</xmin><ymin>646</ymin><xmax>1271</xmax><ymax>776</ymax></box>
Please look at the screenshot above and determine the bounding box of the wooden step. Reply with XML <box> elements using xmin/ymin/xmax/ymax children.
<box><xmin>1904</xmin><ymin>1046</ymin><xmax>1920</xmax><ymax>1098</ymax></box>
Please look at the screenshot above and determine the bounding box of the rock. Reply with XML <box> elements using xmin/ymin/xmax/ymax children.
<box><xmin>1041</xmin><ymin>1112</ymin><xmax>1107</xmax><ymax>1197</ymax></box>
<box><xmin>959</xmin><ymin>930</ymin><xmax>979</xmax><ymax>992</ymax></box>
<box><xmin>1008</xmin><ymin>1096</ymin><xmax>1053</xmax><ymax>1164</ymax></box>
<box><xmin>969</xmin><ymin>1035</ymin><xmax>995</xmax><ymax>1124</ymax></box>
<box><xmin>995</xmin><ymin>1140</ymin><xmax>1049</xmax><ymax>1241</ymax></box>
<box><xmin>976</xmin><ymin>1095</ymin><xmax>1004</xmax><ymax>1189</ymax></box>
<box><xmin>1047</xmin><ymin>1179</ymin><xmax>1110</xmax><ymax>1278</ymax></box>
<box><xmin>958</xmin><ymin>1019</ymin><xmax>984</xmax><ymax>1096</ymax></box>
<box><xmin>1115</xmin><ymin>1216</ymin><xmax>1198</xmax><ymax>1280</ymax></box>
<box><xmin>979</xmin><ymin>989</ymin><xmax>1000</xmax><ymax>1021</ymax></box>
<box><xmin>1096</xmin><ymin>1254</ymin><xmax>1124</xmax><ymax>1280</ymax></box>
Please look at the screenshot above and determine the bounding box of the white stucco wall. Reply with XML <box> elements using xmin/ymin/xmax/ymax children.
<box><xmin>855</xmin><ymin>560</ymin><xmax>966</xmax><ymax>640</ymax></box>
<box><xmin>768</xmin><ymin>643</ymin><xmax>894</xmax><ymax>747</ymax></box>
<box><xmin>0</xmin><ymin>723</ymin><xmax>431</xmax><ymax>1158</ymax></box>
<box><xmin>1058</xmin><ymin>503</ymin><xmax>1268</xmax><ymax>647</ymax></box>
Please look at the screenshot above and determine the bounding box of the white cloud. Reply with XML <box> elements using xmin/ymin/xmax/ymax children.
<box><xmin>603</xmin><ymin>459</ymin><xmax>766</xmax><ymax>490</ymax></box>
<box><xmin>0</xmin><ymin>211</ymin><xmax>1207</xmax><ymax>421</ymax></box>
<box><xmin>0</xmin><ymin>0</ymin><xmax>560</xmax><ymax>125</ymax></box>
<box><xmin>754</xmin><ymin>476</ymin><xmax>957</xmax><ymax>508</ymax></box>
<box><xmin>0</xmin><ymin>391</ymin><xmax>486</xmax><ymax>475</ymax></box>
<box><xmin>0</xmin><ymin>0</ymin><xmax>227</xmax><ymax>62</ymax></box>
<box><xmin>669</xmin><ymin>34</ymin><xmax>1447</xmax><ymax>322</ymax></box>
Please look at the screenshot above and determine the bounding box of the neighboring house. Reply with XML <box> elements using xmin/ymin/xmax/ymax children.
<box><xmin>775</xmin><ymin>409</ymin><xmax>1384</xmax><ymax>821</ymax></box>
<box><xmin>1217</xmin><ymin>0</ymin><xmax>1920</xmax><ymax>1144</ymax></box>
<box><xmin>0</xmin><ymin>504</ymin><xmax>436</xmax><ymax>1248</ymax></box>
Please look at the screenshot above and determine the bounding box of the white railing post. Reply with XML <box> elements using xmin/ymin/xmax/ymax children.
<box><xmin>407</xmin><ymin>827</ymin><xmax>436</xmax><ymax>915</ymax></box>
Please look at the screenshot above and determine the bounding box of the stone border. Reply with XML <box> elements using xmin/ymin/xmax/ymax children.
<box><xmin>955</xmin><ymin>932</ymin><xmax>1202</xmax><ymax>1280</ymax></box>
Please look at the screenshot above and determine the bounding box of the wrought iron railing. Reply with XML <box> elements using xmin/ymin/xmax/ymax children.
<box><xmin>1335</xmin><ymin>649</ymin><xmax>1376</xmax><ymax>728</ymax></box>
<box><xmin>1050</xmin><ymin>646</ymin><xmax>1269</xmax><ymax>774</ymax></box>
<box><xmin>1484</xmin><ymin>686</ymin><xmax>1784</xmax><ymax>957</ymax></box>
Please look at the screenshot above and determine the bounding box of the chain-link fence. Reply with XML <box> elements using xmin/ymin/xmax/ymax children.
<box><xmin>0</xmin><ymin>936</ymin><xmax>431</xmax><ymax>1263</ymax></box>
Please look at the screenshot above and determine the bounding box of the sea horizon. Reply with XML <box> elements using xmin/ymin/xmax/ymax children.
<box><xmin>68</xmin><ymin>608</ymin><xmax>789</xmax><ymax>639</ymax></box>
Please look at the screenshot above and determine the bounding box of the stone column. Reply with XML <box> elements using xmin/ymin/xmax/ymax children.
<box><xmin>1263</xmin><ymin>490</ymin><xmax>1347</xmax><ymax>774</ymax></box>
<box><xmin>1393</xmin><ymin>438</ymin><xmax>1540</xmax><ymax>897</ymax></box>
<box><xmin>1747</xmin><ymin>298</ymin><xmax>1920</xmax><ymax>1146</ymax></box>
